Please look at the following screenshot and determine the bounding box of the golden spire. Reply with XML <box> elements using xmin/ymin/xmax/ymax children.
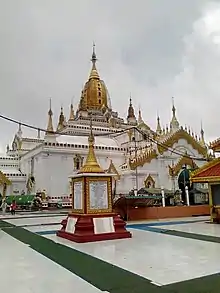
<box><xmin>89</xmin><ymin>42</ymin><xmax>99</xmax><ymax>80</ymax></box>
<box><xmin>46</xmin><ymin>98</ymin><xmax>54</xmax><ymax>134</ymax></box>
<box><xmin>170</xmin><ymin>97</ymin><xmax>179</xmax><ymax>131</ymax></box>
<box><xmin>127</xmin><ymin>96</ymin><xmax>136</xmax><ymax>119</ymax></box>
<box><xmin>138</xmin><ymin>107</ymin><xmax>143</xmax><ymax>124</ymax></box>
<box><xmin>200</xmin><ymin>121</ymin><xmax>206</xmax><ymax>147</ymax></box>
<box><xmin>78</xmin><ymin>117</ymin><xmax>104</xmax><ymax>174</ymax></box>
<box><xmin>57</xmin><ymin>106</ymin><xmax>65</xmax><ymax>131</ymax></box>
<box><xmin>156</xmin><ymin>115</ymin><xmax>162</xmax><ymax>135</ymax></box>
<box><xmin>69</xmin><ymin>103</ymin><xmax>74</xmax><ymax>120</ymax></box>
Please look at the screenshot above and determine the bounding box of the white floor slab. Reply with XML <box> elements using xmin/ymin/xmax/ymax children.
<box><xmin>155</xmin><ymin>221</ymin><xmax>220</xmax><ymax>237</ymax></box>
<box><xmin>0</xmin><ymin>230</ymin><xmax>102</xmax><ymax>293</ymax></box>
<box><xmin>46</xmin><ymin>228</ymin><xmax>220</xmax><ymax>286</ymax></box>
<box><xmin>128</xmin><ymin>216</ymin><xmax>209</xmax><ymax>225</ymax></box>
<box><xmin>5</xmin><ymin>215</ymin><xmax>65</xmax><ymax>226</ymax></box>
<box><xmin>25</xmin><ymin>224</ymin><xmax>61</xmax><ymax>232</ymax></box>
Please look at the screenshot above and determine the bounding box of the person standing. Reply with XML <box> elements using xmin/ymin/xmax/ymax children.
<box><xmin>10</xmin><ymin>200</ymin><xmax>16</xmax><ymax>215</ymax></box>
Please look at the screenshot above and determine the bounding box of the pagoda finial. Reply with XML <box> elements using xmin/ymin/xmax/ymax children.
<box><xmin>69</xmin><ymin>101</ymin><xmax>74</xmax><ymax>121</ymax></box>
<box><xmin>89</xmin><ymin>42</ymin><xmax>99</xmax><ymax>80</ymax></box>
<box><xmin>172</xmin><ymin>97</ymin><xmax>175</xmax><ymax>114</ymax></box>
<box><xmin>78</xmin><ymin>115</ymin><xmax>104</xmax><ymax>173</ymax></box>
<box><xmin>156</xmin><ymin>114</ymin><xmax>162</xmax><ymax>135</ymax></box>
<box><xmin>127</xmin><ymin>95</ymin><xmax>136</xmax><ymax>120</ymax></box>
<box><xmin>46</xmin><ymin>98</ymin><xmax>54</xmax><ymax>134</ymax></box>
<box><xmin>170</xmin><ymin>97</ymin><xmax>179</xmax><ymax>132</ymax></box>
<box><xmin>138</xmin><ymin>105</ymin><xmax>143</xmax><ymax>124</ymax></box>
<box><xmin>57</xmin><ymin>106</ymin><xmax>65</xmax><ymax>131</ymax></box>
<box><xmin>91</xmin><ymin>42</ymin><xmax>97</xmax><ymax>65</ymax></box>
<box><xmin>200</xmin><ymin>121</ymin><xmax>205</xmax><ymax>147</ymax></box>
<box><xmin>17</xmin><ymin>122</ymin><xmax>22</xmax><ymax>138</ymax></box>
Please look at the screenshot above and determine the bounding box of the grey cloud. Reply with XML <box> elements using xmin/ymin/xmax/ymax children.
<box><xmin>0</xmin><ymin>0</ymin><xmax>218</xmax><ymax>152</ymax></box>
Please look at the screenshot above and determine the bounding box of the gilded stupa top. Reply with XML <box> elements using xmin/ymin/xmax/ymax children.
<box><xmin>78</xmin><ymin>44</ymin><xmax>111</xmax><ymax>112</ymax></box>
<box><xmin>78</xmin><ymin>118</ymin><xmax>104</xmax><ymax>174</ymax></box>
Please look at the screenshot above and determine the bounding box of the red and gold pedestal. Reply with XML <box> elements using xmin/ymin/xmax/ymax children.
<box><xmin>57</xmin><ymin>173</ymin><xmax>131</xmax><ymax>243</ymax></box>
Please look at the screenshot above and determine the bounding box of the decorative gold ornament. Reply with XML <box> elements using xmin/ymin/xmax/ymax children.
<box><xmin>129</xmin><ymin>149</ymin><xmax>158</xmax><ymax>170</ymax></box>
<box><xmin>168</xmin><ymin>156</ymin><xmax>198</xmax><ymax>177</ymax></box>
<box><xmin>73</xmin><ymin>154</ymin><xmax>84</xmax><ymax>170</ymax></box>
<box><xmin>157</xmin><ymin>128</ymin><xmax>207</xmax><ymax>156</ymax></box>
<box><xmin>144</xmin><ymin>174</ymin><xmax>155</xmax><ymax>188</ymax></box>
<box><xmin>0</xmin><ymin>171</ymin><xmax>11</xmax><ymax>186</ymax></box>
<box><xmin>210</xmin><ymin>138</ymin><xmax>220</xmax><ymax>152</ymax></box>
<box><xmin>106</xmin><ymin>159</ymin><xmax>120</xmax><ymax>180</ymax></box>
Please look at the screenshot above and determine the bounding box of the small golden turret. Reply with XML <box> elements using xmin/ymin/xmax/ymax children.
<box><xmin>57</xmin><ymin>107</ymin><xmax>65</xmax><ymax>131</ymax></box>
<box><xmin>46</xmin><ymin>98</ymin><xmax>54</xmax><ymax>134</ymax></box>
<box><xmin>138</xmin><ymin>108</ymin><xmax>143</xmax><ymax>124</ymax></box>
<box><xmin>127</xmin><ymin>97</ymin><xmax>135</xmax><ymax>119</ymax></box>
<box><xmin>69</xmin><ymin>103</ymin><xmax>74</xmax><ymax>121</ymax></box>
<box><xmin>78</xmin><ymin>118</ymin><xmax>104</xmax><ymax>174</ymax></box>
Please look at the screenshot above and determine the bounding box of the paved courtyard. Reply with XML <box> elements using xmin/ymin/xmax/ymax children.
<box><xmin>1</xmin><ymin>212</ymin><xmax>220</xmax><ymax>292</ymax></box>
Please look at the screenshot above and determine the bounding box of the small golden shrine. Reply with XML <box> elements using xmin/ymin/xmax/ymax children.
<box><xmin>57</xmin><ymin>121</ymin><xmax>131</xmax><ymax>242</ymax></box>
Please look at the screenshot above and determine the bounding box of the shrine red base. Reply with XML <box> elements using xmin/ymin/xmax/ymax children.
<box><xmin>56</xmin><ymin>213</ymin><xmax>132</xmax><ymax>243</ymax></box>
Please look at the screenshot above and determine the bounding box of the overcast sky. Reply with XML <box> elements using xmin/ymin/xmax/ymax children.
<box><xmin>0</xmin><ymin>0</ymin><xmax>220</xmax><ymax>153</ymax></box>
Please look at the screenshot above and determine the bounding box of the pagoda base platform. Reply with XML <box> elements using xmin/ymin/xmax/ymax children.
<box><xmin>57</xmin><ymin>213</ymin><xmax>132</xmax><ymax>243</ymax></box>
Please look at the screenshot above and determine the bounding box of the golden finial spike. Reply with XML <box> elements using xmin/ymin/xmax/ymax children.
<box><xmin>46</xmin><ymin>98</ymin><xmax>54</xmax><ymax>133</ymax></box>
<box><xmin>156</xmin><ymin>114</ymin><xmax>162</xmax><ymax>135</ymax></box>
<box><xmin>89</xmin><ymin>43</ymin><xmax>99</xmax><ymax>80</ymax></box>
<box><xmin>69</xmin><ymin>103</ymin><xmax>74</xmax><ymax>120</ymax></box>
<box><xmin>78</xmin><ymin>116</ymin><xmax>104</xmax><ymax>173</ymax></box>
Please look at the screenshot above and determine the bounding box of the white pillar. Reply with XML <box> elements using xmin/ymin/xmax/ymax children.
<box><xmin>161</xmin><ymin>186</ymin><xmax>165</xmax><ymax>207</ymax></box>
<box><xmin>179</xmin><ymin>190</ymin><xmax>182</xmax><ymax>202</ymax></box>
<box><xmin>185</xmin><ymin>186</ymin><xmax>190</xmax><ymax>206</ymax></box>
<box><xmin>134</xmin><ymin>185</ymin><xmax>138</xmax><ymax>196</ymax></box>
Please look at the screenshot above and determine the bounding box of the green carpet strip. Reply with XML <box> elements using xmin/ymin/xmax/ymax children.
<box><xmin>164</xmin><ymin>272</ymin><xmax>220</xmax><ymax>293</ymax></box>
<box><xmin>161</xmin><ymin>229</ymin><xmax>220</xmax><ymax>244</ymax></box>
<box><xmin>1</xmin><ymin>219</ymin><xmax>220</xmax><ymax>292</ymax></box>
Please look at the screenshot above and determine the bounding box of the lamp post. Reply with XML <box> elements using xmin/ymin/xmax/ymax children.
<box><xmin>132</xmin><ymin>132</ymin><xmax>138</xmax><ymax>196</ymax></box>
<box><xmin>182</xmin><ymin>164</ymin><xmax>187</xmax><ymax>204</ymax></box>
